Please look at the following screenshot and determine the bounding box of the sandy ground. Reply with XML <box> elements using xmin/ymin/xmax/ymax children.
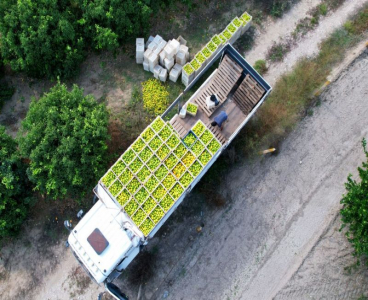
<box><xmin>265</xmin><ymin>0</ymin><xmax>368</xmax><ymax>86</ymax></box>
<box><xmin>245</xmin><ymin>0</ymin><xmax>322</xmax><ymax>64</ymax></box>
<box><xmin>148</xmin><ymin>49</ymin><xmax>368</xmax><ymax>300</ymax></box>
<box><xmin>8</xmin><ymin>48</ymin><xmax>367</xmax><ymax>300</ymax></box>
<box><xmin>1</xmin><ymin>0</ymin><xmax>368</xmax><ymax>299</ymax></box>
<box><xmin>275</xmin><ymin>215</ymin><xmax>368</xmax><ymax>300</ymax></box>
<box><xmin>244</xmin><ymin>0</ymin><xmax>368</xmax><ymax>86</ymax></box>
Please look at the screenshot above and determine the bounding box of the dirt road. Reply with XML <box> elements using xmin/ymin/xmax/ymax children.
<box><xmin>16</xmin><ymin>48</ymin><xmax>368</xmax><ymax>300</ymax></box>
<box><xmin>265</xmin><ymin>0</ymin><xmax>367</xmax><ymax>86</ymax></box>
<box><xmin>1</xmin><ymin>0</ymin><xmax>368</xmax><ymax>299</ymax></box>
<box><xmin>244</xmin><ymin>0</ymin><xmax>368</xmax><ymax>86</ymax></box>
<box><xmin>154</xmin><ymin>48</ymin><xmax>368</xmax><ymax>300</ymax></box>
<box><xmin>275</xmin><ymin>214</ymin><xmax>368</xmax><ymax>300</ymax></box>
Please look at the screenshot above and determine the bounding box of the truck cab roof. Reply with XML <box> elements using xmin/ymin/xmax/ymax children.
<box><xmin>68</xmin><ymin>195</ymin><xmax>135</xmax><ymax>283</ymax></box>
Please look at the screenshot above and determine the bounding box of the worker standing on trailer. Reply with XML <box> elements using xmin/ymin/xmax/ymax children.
<box><xmin>211</xmin><ymin>111</ymin><xmax>228</xmax><ymax>130</ymax></box>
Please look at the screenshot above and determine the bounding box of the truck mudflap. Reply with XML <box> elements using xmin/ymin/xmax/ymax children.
<box><xmin>106</xmin><ymin>245</ymin><xmax>140</xmax><ymax>283</ymax></box>
<box><xmin>103</xmin><ymin>282</ymin><xmax>129</xmax><ymax>300</ymax></box>
<box><xmin>70</xmin><ymin>248</ymin><xmax>98</xmax><ymax>284</ymax></box>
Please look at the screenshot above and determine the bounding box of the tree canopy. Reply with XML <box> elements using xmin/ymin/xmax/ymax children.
<box><xmin>340</xmin><ymin>139</ymin><xmax>368</xmax><ymax>264</ymax></box>
<box><xmin>0</xmin><ymin>0</ymin><xmax>152</xmax><ymax>78</ymax></box>
<box><xmin>0</xmin><ymin>53</ymin><xmax>15</xmax><ymax>111</ymax></box>
<box><xmin>0</xmin><ymin>126</ymin><xmax>32</xmax><ymax>237</ymax></box>
<box><xmin>19</xmin><ymin>82</ymin><xmax>109</xmax><ymax>199</ymax></box>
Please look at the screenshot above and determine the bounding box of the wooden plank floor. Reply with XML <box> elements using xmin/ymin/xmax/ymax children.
<box><xmin>205</xmin><ymin>122</ymin><xmax>227</xmax><ymax>145</ymax></box>
<box><xmin>171</xmin><ymin>58</ymin><xmax>266</xmax><ymax>143</ymax></box>
<box><xmin>173</xmin><ymin>96</ymin><xmax>246</xmax><ymax>143</ymax></box>
<box><xmin>192</xmin><ymin>55</ymin><xmax>242</xmax><ymax>118</ymax></box>
<box><xmin>170</xmin><ymin>115</ymin><xmax>187</xmax><ymax>139</ymax></box>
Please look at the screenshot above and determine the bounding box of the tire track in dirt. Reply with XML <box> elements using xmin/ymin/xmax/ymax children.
<box><xmin>4</xmin><ymin>1</ymin><xmax>366</xmax><ymax>299</ymax></box>
<box><xmin>230</xmin><ymin>50</ymin><xmax>368</xmax><ymax>300</ymax></box>
<box><xmin>245</xmin><ymin>0</ymin><xmax>322</xmax><ymax>65</ymax></box>
<box><xmin>263</xmin><ymin>0</ymin><xmax>368</xmax><ymax>86</ymax></box>
<box><xmin>158</xmin><ymin>50</ymin><xmax>368</xmax><ymax>299</ymax></box>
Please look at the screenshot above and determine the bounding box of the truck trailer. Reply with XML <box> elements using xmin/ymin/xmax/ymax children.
<box><xmin>65</xmin><ymin>44</ymin><xmax>271</xmax><ymax>299</ymax></box>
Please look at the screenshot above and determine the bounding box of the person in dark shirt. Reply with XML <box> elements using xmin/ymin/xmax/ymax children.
<box><xmin>211</xmin><ymin>111</ymin><xmax>228</xmax><ymax>130</ymax></box>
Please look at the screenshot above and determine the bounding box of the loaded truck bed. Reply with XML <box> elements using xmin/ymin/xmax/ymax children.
<box><xmin>67</xmin><ymin>43</ymin><xmax>271</xmax><ymax>285</ymax></box>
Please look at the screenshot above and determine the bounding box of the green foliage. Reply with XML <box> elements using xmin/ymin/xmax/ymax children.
<box><xmin>343</xmin><ymin>7</ymin><xmax>368</xmax><ymax>35</ymax></box>
<box><xmin>0</xmin><ymin>0</ymin><xmax>153</xmax><ymax>78</ymax></box>
<box><xmin>0</xmin><ymin>0</ymin><xmax>85</xmax><ymax>78</ymax></box>
<box><xmin>267</xmin><ymin>41</ymin><xmax>291</xmax><ymax>62</ymax></box>
<box><xmin>0</xmin><ymin>126</ymin><xmax>32</xmax><ymax>238</ymax></box>
<box><xmin>340</xmin><ymin>139</ymin><xmax>368</xmax><ymax>265</ymax></box>
<box><xmin>324</xmin><ymin>0</ymin><xmax>345</xmax><ymax>10</ymax></box>
<box><xmin>270</xmin><ymin>1</ymin><xmax>292</xmax><ymax>18</ymax></box>
<box><xmin>344</xmin><ymin>21</ymin><xmax>354</xmax><ymax>33</ymax></box>
<box><xmin>0</xmin><ymin>53</ymin><xmax>3</xmax><ymax>76</ymax></box>
<box><xmin>318</xmin><ymin>3</ymin><xmax>328</xmax><ymax>16</ymax></box>
<box><xmin>253</xmin><ymin>60</ymin><xmax>268</xmax><ymax>75</ymax></box>
<box><xmin>256</xmin><ymin>0</ymin><xmax>299</xmax><ymax>18</ymax></box>
<box><xmin>94</xmin><ymin>25</ymin><xmax>119</xmax><ymax>51</ymax></box>
<box><xmin>18</xmin><ymin>82</ymin><xmax>109</xmax><ymax>199</ymax></box>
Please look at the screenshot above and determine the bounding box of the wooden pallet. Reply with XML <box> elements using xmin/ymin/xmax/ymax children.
<box><xmin>206</xmin><ymin>122</ymin><xmax>227</xmax><ymax>145</ymax></box>
<box><xmin>169</xmin><ymin>114</ymin><xmax>187</xmax><ymax>139</ymax></box>
<box><xmin>232</xmin><ymin>74</ymin><xmax>265</xmax><ymax>115</ymax></box>
<box><xmin>192</xmin><ymin>55</ymin><xmax>242</xmax><ymax>117</ymax></box>
<box><xmin>244</xmin><ymin>74</ymin><xmax>265</xmax><ymax>98</ymax></box>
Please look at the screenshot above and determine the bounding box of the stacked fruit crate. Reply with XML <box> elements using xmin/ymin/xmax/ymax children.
<box><xmin>100</xmin><ymin>117</ymin><xmax>222</xmax><ymax>236</ymax></box>
<box><xmin>182</xmin><ymin>11</ymin><xmax>252</xmax><ymax>86</ymax></box>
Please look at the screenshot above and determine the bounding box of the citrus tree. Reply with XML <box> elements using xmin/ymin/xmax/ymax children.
<box><xmin>0</xmin><ymin>126</ymin><xmax>32</xmax><ymax>237</ymax></box>
<box><xmin>340</xmin><ymin>138</ymin><xmax>368</xmax><ymax>264</ymax></box>
<box><xmin>0</xmin><ymin>0</ymin><xmax>152</xmax><ymax>78</ymax></box>
<box><xmin>19</xmin><ymin>82</ymin><xmax>109</xmax><ymax>200</ymax></box>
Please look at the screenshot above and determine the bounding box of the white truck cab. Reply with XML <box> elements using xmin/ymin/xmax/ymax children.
<box><xmin>67</xmin><ymin>184</ymin><xmax>144</xmax><ymax>284</ymax></box>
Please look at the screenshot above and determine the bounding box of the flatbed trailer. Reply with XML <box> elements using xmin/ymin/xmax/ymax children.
<box><xmin>65</xmin><ymin>44</ymin><xmax>271</xmax><ymax>299</ymax></box>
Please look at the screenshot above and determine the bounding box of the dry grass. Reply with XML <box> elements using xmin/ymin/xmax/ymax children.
<box><xmin>267</xmin><ymin>40</ymin><xmax>293</xmax><ymax>62</ymax></box>
<box><xmin>240</xmin><ymin>5</ymin><xmax>368</xmax><ymax>154</ymax></box>
<box><xmin>253</xmin><ymin>59</ymin><xmax>268</xmax><ymax>75</ymax></box>
<box><xmin>259</xmin><ymin>59</ymin><xmax>326</xmax><ymax>136</ymax></box>
<box><xmin>344</xmin><ymin>7</ymin><xmax>368</xmax><ymax>35</ymax></box>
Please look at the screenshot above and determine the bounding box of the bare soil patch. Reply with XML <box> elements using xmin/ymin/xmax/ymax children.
<box><xmin>275</xmin><ymin>215</ymin><xmax>368</xmax><ymax>300</ymax></box>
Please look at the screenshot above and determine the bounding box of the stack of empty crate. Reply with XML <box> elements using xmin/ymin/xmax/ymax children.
<box><xmin>136</xmin><ymin>38</ymin><xmax>144</xmax><ymax>64</ymax></box>
<box><xmin>136</xmin><ymin>35</ymin><xmax>190</xmax><ymax>83</ymax></box>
